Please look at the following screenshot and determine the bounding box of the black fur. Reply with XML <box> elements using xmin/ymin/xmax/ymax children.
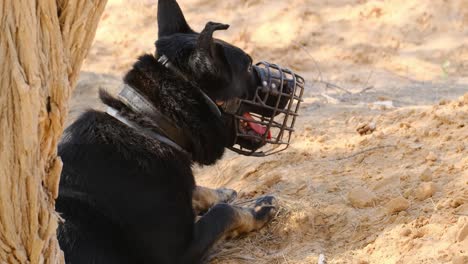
<box><xmin>56</xmin><ymin>0</ymin><xmax>271</xmax><ymax>263</ymax></box>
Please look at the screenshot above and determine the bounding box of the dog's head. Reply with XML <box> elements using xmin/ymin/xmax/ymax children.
<box><xmin>155</xmin><ymin>0</ymin><xmax>304</xmax><ymax>156</ymax></box>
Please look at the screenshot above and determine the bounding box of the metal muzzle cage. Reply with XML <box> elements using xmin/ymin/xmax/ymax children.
<box><xmin>228</xmin><ymin>61</ymin><xmax>305</xmax><ymax>156</ymax></box>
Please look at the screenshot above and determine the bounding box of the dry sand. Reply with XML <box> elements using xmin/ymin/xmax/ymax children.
<box><xmin>73</xmin><ymin>0</ymin><xmax>468</xmax><ymax>263</ymax></box>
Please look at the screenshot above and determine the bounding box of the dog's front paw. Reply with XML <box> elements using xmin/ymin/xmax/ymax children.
<box><xmin>216</xmin><ymin>188</ymin><xmax>238</xmax><ymax>204</ymax></box>
<box><xmin>252</xmin><ymin>195</ymin><xmax>277</xmax><ymax>224</ymax></box>
<box><xmin>223</xmin><ymin>196</ymin><xmax>278</xmax><ymax>239</ymax></box>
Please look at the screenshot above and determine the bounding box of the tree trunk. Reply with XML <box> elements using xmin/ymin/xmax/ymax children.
<box><xmin>0</xmin><ymin>1</ymin><xmax>107</xmax><ymax>263</ymax></box>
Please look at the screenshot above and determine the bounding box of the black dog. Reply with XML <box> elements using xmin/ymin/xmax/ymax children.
<box><xmin>56</xmin><ymin>0</ymin><xmax>284</xmax><ymax>263</ymax></box>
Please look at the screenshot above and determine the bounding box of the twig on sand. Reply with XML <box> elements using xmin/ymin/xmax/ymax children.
<box><xmin>296</xmin><ymin>44</ymin><xmax>323</xmax><ymax>82</ymax></box>
<box><xmin>330</xmin><ymin>145</ymin><xmax>396</xmax><ymax>161</ymax></box>
<box><xmin>296</xmin><ymin>43</ymin><xmax>375</xmax><ymax>96</ymax></box>
<box><xmin>358</xmin><ymin>85</ymin><xmax>374</xmax><ymax>94</ymax></box>
<box><xmin>357</xmin><ymin>70</ymin><xmax>375</xmax><ymax>94</ymax></box>
<box><xmin>322</xmin><ymin>81</ymin><xmax>352</xmax><ymax>95</ymax></box>
<box><xmin>321</xmin><ymin>93</ymin><xmax>341</xmax><ymax>104</ymax></box>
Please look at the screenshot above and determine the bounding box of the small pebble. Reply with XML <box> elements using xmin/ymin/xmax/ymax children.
<box><xmin>316</xmin><ymin>135</ymin><xmax>328</xmax><ymax>143</ymax></box>
<box><xmin>425</xmin><ymin>152</ymin><xmax>438</xmax><ymax>162</ymax></box>
<box><xmin>450</xmin><ymin>198</ymin><xmax>464</xmax><ymax>208</ymax></box>
<box><xmin>400</xmin><ymin>228</ymin><xmax>412</xmax><ymax>237</ymax></box>
<box><xmin>414</xmin><ymin>182</ymin><xmax>437</xmax><ymax>201</ymax></box>
<box><xmin>386</xmin><ymin>197</ymin><xmax>410</xmax><ymax>214</ymax></box>
<box><xmin>348</xmin><ymin>187</ymin><xmax>377</xmax><ymax>208</ymax></box>
<box><xmin>419</xmin><ymin>168</ymin><xmax>432</xmax><ymax>182</ymax></box>
<box><xmin>356</xmin><ymin>122</ymin><xmax>376</xmax><ymax>136</ymax></box>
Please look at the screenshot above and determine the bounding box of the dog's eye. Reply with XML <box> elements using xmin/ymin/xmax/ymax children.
<box><xmin>247</xmin><ymin>64</ymin><xmax>253</xmax><ymax>73</ymax></box>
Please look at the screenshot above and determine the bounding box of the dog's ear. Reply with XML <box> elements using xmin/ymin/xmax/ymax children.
<box><xmin>158</xmin><ymin>0</ymin><xmax>193</xmax><ymax>37</ymax></box>
<box><xmin>195</xmin><ymin>22</ymin><xmax>230</xmax><ymax>77</ymax></box>
<box><xmin>197</xmin><ymin>22</ymin><xmax>229</xmax><ymax>53</ymax></box>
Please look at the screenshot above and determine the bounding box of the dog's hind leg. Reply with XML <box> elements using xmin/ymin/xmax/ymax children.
<box><xmin>182</xmin><ymin>196</ymin><xmax>277</xmax><ymax>263</ymax></box>
<box><xmin>192</xmin><ymin>186</ymin><xmax>237</xmax><ymax>215</ymax></box>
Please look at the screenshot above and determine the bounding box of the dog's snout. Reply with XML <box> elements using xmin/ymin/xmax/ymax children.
<box><xmin>253</xmin><ymin>65</ymin><xmax>294</xmax><ymax>97</ymax></box>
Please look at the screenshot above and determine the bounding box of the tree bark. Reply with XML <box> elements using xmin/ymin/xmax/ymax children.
<box><xmin>0</xmin><ymin>1</ymin><xmax>107</xmax><ymax>263</ymax></box>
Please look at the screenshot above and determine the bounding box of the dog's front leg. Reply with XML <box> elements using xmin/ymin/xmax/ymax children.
<box><xmin>182</xmin><ymin>196</ymin><xmax>277</xmax><ymax>263</ymax></box>
<box><xmin>192</xmin><ymin>186</ymin><xmax>237</xmax><ymax>215</ymax></box>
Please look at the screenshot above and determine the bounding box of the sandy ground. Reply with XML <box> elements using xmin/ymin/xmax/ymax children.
<box><xmin>72</xmin><ymin>0</ymin><xmax>468</xmax><ymax>263</ymax></box>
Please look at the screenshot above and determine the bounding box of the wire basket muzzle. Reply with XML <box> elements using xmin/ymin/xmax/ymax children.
<box><xmin>228</xmin><ymin>61</ymin><xmax>305</xmax><ymax>156</ymax></box>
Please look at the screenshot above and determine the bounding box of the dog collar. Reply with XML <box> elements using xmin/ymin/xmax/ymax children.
<box><xmin>106</xmin><ymin>104</ymin><xmax>191</xmax><ymax>157</ymax></box>
<box><xmin>114</xmin><ymin>84</ymin><xmax>192</xmax><ymax>156</ymax></box>
<box><xmin>157</xmin><ymin>55</ymin><xmax>222</xmax><ymax>117</ymax></box>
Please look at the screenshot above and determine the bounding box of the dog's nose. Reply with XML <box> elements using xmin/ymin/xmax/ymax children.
<box><xmin>253</xmin><ymin>64</ymin><xmax>294</xmax><ymax>96</ymax></box>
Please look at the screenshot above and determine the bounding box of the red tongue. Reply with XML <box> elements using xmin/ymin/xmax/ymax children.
<box><xmin>243</xmin><ymin>113</ymin><xmax>271</xmax><ymax>139</ymax></box>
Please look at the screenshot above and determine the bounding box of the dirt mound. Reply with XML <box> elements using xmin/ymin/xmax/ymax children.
<box><xmin>196</xmin><ymin>94</ymin><xmax>468</xmax><ymax>263</ymax></box>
